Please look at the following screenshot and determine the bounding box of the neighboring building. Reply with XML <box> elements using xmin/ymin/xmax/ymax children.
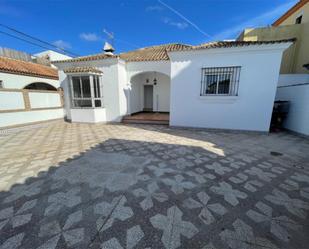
<box><xmin>34</xmin><ymin>50</ymin><xmax>72</xmax><ymax>68</ymax></box>
<box><xmin>238</xmin><ymin>0</ymin><xmax>309</xmax><ymax>74</ymax></box>
<box><xmin>237</xmin><ymin>0</ymin><xmax>309</xmax><ymax>136</ymax></box>
<box><xmin>0</xmin><ymin>56</ymin><xmax>59</xmax><ymax>89</ymax></box>
<box><xmin>54</xmin><ymin>39</ymin><xmax>292</xmax><ymax>132</ymax></box>
<box><xmin>0</xmin><ymin>55</ymin><xmax>64</xmax><ymax>128</ymax></box>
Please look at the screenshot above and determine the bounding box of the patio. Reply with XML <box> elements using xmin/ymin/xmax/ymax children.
<box><xmin>0</xmin><ymin>121</ymin><xmax>309</xmax><ymax>249</ymax></box>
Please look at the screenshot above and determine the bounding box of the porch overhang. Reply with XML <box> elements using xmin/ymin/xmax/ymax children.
<box><xmin>64</xmin><ymin>66</ymin><xmax>103</xmax><ymax>75</ymax></box>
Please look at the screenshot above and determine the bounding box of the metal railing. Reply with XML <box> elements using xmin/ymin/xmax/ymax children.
<box><xmin>200</xmin><ymin>66</ymin><xmax>241</xmax><ymax>96</ymax></box>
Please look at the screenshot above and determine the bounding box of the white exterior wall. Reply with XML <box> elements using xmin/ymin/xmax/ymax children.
<box><xmin>169</xmin><ymin>45</ymin><xmax>289</xmax><ymax>131</ymax></box>
<box><xmin>0</xmin><ymin>72</ymin><xmax>59</xmax><ymax>89</ymax></box>
<box><xmin>276</xmin><ymin>74</ymin><xmax>309</xmax><ymax>135</ymax></box>
<box><xmin>70</xmin><ymin>108</ymin><xmax>106</xmax><ymax>123</ymax></box>
<box><xmin>56</xmin><ymin>58</ymin><xmax>123</xmax><ymax>122</ymax></box>
<box><xmin>117</xmin><ymin>61</ymin><xmax>129</xmax><ymax>116</ymax></box>
<box><xmin>0</xmin><ymin>92</ymin><xmax>24</xmax><ymax>110</ymax></box>
<box><xmin>0</xmin><ymin>109</ymin><xmax>64</xmax><ymax>127</ymax></box>
<box><xmin>29</xmin><ymin>92</ymin><xmax>61</xmax><ymax>109</ymax></box>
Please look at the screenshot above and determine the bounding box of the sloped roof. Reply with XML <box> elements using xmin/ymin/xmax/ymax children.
<box><xmin>119</xmin><ymin>43</ymin><xmax>191</xmax><ymax>62</ymax></box>
<box><xmin>167</xmin><ymin>39</ymin><xmax>296</xmax><ymax>52</ymax></box>
<box><xmin>52</xmin><ymin>53</ymin><xmax>117</xmax><ymax>63</ymax></box>
<box><xmin>52</xmin><ymin>39</ymin><xmax>295</xmax><ymax>64</ymax></box>
<box><xmin>64</xmin><ymin>67</ymin><xmax>103</xmax><ymax>74</ymax></box>
<box><xmin>0</xmin><ymin>56</ymin><xmax>58</xmax><ymax>79</ymax></box>
<box><xmin>53</xmin><ymin>43</ymin><xmax>191</xmax><ymax>64</ymax></box>
<box><xmin>273</xmin><ymin>0</ymin><xmax>309</xmax><ymax>26</ymax></box>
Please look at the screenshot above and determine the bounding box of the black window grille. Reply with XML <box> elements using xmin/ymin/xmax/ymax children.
<box><xmin>200</xmin><ymin>66</ymin><xmax>241</xmax><ymax>96</ymax></box>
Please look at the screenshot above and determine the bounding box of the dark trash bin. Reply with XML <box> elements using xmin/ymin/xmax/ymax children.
<box><xmin>271</xmin><ymin>100</ymin><xmax>290</xmax><ymax>132</ymax></box>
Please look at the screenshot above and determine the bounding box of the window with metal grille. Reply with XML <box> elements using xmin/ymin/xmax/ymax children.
<box><xmin>200</xmin><ymin>66</ymin><xmax>241</xmax><ymax>96</ymax></box>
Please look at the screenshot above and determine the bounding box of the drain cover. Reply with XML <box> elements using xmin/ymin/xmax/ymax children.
<box><xmin>270</xmin><ymin>151</ymin><xmax>283</xmax><ymax>156</ymax></box>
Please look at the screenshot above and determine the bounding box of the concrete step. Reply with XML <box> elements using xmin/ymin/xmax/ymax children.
<box><xmin>122</xmin><ymin>118</ymin><xmax>169</xmax><ymax>125</ymax></box>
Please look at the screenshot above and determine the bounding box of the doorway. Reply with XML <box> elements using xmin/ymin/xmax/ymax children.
<box><xmin>144</xmin><ymin>85</ymin><xmax>153</xmax><ymax>111</ymax></box>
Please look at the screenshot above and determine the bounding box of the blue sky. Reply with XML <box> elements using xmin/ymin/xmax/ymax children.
<box><xmin>0</xmin><ymin>0</ymin><xmax>297</xmax><ymax>57</ymax></box>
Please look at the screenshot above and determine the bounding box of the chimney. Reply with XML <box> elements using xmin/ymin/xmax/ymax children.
<box><xmin>103</xmin><ymin>42</ymin><xmax>115</xmax><ymax>55</ymax></box>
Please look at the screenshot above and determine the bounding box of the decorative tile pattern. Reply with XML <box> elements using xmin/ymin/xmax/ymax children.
<box><xmin>0</xmin><ymin>121</ymin><xmax>309</xmax><ymax>249</ymax></box>
<box><xmin>150</xmin><ymin>205</ymin><xmax>198</xmax><ymax>249</ymax></box>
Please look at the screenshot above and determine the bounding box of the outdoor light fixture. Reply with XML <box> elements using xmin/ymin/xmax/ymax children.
<box><xmin>153</xmin><ymin>72</ymin><xmax>157</xmax><ymax>85</ymax></box>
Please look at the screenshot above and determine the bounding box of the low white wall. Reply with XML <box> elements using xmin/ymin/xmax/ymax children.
<box><xmin>71</xmin><ymin>108</ymin><xmax>106</xmax><ymax>123</ymax></box>
<box><xmin>29</xmin><ymin>92</ymin><xmax>61</xmax><ymax>109</ymax></box>
<box><xmin>169</xmin><ymin>45</ymin><xmax>287</xmax><ymax>131</ymax></box>
<box><xmin>0</xmin><ymin>92</ymin><xmax>24</xmax><ymax>110</ymax></box>
<box><xmin>276</xmin><ymin>74</ymin><xmax>309</xmax><ymax>135</ymax></box>
<box><xmin>0</xmin><ymin>109</ymin><xmax>64</xmax><ymax>127</ymax></box>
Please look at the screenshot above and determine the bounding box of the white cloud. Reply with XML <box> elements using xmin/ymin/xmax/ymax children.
<box><xmin>79</xmin><ymin>32</ymin><xmax>101</xmax><ymax>42</ymax></box>
<box><xmin>162</xmin><ymin>17</ymin><xmax>189</xmax><ymax>29</ymax></box>
<box><xmin>212</xmin><ymin>0</ymin><xmax>297</xmax><ymax>40</ymax></box>
<box><xmin>146</xmin><ymin>5</ymin><xmax>163</xmax><ymax>12</ymax></box>
<box><xmin>53</xmin><ymin>40</ymin><xmax>71</xmax><ymax>50</ymax></box>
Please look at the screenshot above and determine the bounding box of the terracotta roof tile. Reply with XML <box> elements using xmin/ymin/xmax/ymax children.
<box><xmin>52</xmin><ymin>53</ymin><xmax>117</xmax><ymax>63</ymax></box>
<box><xmin>64</xmin><ymin>67</ymin><xmax>103</xmax><ymax>74</ymax></box>
<box><xmin>53</xmin><ymin>43</ymin><xmax>192</xmax><ymax>63</ymax></box>
<box><xmin>167</xmin><ymin>39</ymin><xmax>296</xmax><ymax>52</ymax></box>
<box><xmin>119</xmin><ymin>43</ymin><xmax>192</xmax><ymax>61</ymax></box>
<box><xmin>52</xmin><ymin>40</ymin><xmax>295</xmax><ymax>65</ymax></box>
<box><xmin>0</xmin><ymin>56</ymin><xmax>58</xmax><ymax>79</ymax></box>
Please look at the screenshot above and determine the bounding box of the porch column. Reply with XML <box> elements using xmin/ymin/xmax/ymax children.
<box><xmin>90</xmin><ymin>75</ymin><xmax>95</xmax><ymax>108</ymax></box>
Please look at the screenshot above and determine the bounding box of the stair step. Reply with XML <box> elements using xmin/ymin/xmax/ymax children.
<box><xmin>122</xmin><ymin>119</ymin><xmax>169</xmax><ymax>125</ymax></box>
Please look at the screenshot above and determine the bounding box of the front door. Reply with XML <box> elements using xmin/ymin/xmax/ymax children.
<box><xmin>144</xmin><ymin>85</ymin><xmax>153</xmax><ymax>111</ymax></box>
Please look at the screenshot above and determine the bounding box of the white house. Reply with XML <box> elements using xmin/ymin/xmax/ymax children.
<box><xmin>53</xmin><ymin>39</ymin><xmax>293</xmax><ymax>132</ymax></box>
<box><xmin>34</xmin><ymin>50</ymin><xmax>72</xmax><ymax>68</ymax></box>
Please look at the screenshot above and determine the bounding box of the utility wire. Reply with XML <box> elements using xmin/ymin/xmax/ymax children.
<box><xmin>0</xmin><ymin>23</ymin><xmax>79</xmax><ymax>56</ymax></box>
<box><xmin>0</xmin><ymin>30</ymin><xmax>59</xmax><ymax>52</ymax></box>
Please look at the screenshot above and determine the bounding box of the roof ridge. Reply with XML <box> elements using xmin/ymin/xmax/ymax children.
<box><xmin>120</xmin><ymin>43</ymin><xmax>192</xmax><ymax>54</ymax></box>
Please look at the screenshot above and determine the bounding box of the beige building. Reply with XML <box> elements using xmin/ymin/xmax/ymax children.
<box><xmin>238</xmin><ymin>0</ymin><xmax>309</xmax><ymax>74</ymax></box>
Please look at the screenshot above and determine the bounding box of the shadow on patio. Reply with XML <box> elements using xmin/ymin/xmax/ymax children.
<box><xmin>0</xmin><ymin>124</ymin><xmax>309</xmax><ymax>249</ymax></box>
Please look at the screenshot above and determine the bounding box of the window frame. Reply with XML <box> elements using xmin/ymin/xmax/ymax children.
<box><xmin>295</xmin><ymin>15</ymin><xmax>302</xmax><ymax>24</ymax></box>
<box><xmin>200</xmin><ymin>66</ymin><xmax>241</xmax><ymax>97</ymax></box>
<box><xmin>69</xmin><ymin>74</ymin><xmax>104</xmax><ymax>109</ymax></box>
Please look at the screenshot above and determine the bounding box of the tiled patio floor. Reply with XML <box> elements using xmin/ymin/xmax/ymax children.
<box><xmin>0</xmin><ymin>121</ymin><xmax>309</xmax><ymax>249</ymax></box>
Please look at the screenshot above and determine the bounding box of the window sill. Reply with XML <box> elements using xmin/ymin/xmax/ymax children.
<box><xmin>198</xmin><ymin>95</ymin><xmax>238</xmax><ymax>103</ymax></box>
<box><xmin>71</xmin><ymin>107</ymin><xmax>105</xmax><ymax>109</ymax></box>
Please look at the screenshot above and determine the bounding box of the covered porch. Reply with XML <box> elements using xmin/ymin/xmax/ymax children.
<box><xmin>128</xmin><ymin>71</ymin><xmax>170</xmax><ymax>114</ymax></box>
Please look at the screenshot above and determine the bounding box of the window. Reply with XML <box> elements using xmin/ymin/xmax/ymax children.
<box><xmin>70</xmin><ymin>75</ymin><xmax>103</xmax><ymax>108</ymax></box>
<box><xmin>295</xmin><ymin>15</ymin><xmax>302</xmax><ymax>24</ymax></box>
<box><xmin>0</xmin><ymin>80</ymin><xmax>3</xmax><ymax>88</ymax></box>
<box><xmin>200</xmin><ymin>66</ymin><xmax>241</xmax><ymax>96</ymax></box>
